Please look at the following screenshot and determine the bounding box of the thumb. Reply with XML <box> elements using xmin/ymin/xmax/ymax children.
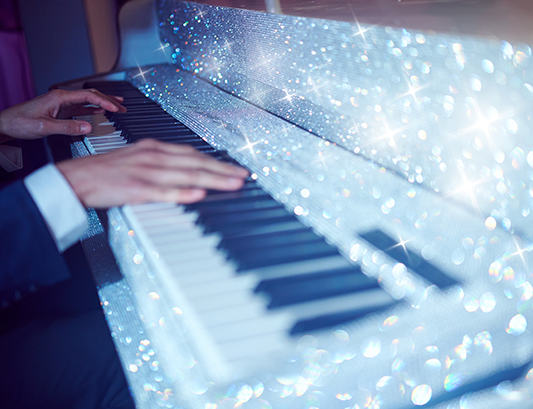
<box><xmin>44</xmin><ymin>118</ymin><xmax>92</xmax><ymax>136</ymax></box>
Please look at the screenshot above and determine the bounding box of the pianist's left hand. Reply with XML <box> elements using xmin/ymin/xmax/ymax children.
<box><xmin>56</xmin><ymin>139</ymin><xmax>249</xmax><ymax>208</ymax></box>
<box><xmin>0</xmin><ymin>88</ymin><xmax>126</xmax><ymax>142</ymax></box>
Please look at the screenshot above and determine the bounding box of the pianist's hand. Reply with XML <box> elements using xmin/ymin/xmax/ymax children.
<box><xmin>0</xmin><ymin>89</ymin><xmax>126</xmax><ymax>142</ymax></box>
<box><xmin>56</xmin><ymin>139</ymin><xmax>249</xmax><ymax>207</ymax></box>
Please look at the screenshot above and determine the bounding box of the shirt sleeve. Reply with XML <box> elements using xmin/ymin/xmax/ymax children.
<box><xmin>24</xmin><ymin>163</ymin><xmax>88</xmax><ymax>252</ymax></box>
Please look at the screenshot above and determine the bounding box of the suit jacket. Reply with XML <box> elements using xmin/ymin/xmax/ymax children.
<box><xmin>0</xmin><ymin>180</ymin><xmax>70</xmax><ymax>307</ymax></box>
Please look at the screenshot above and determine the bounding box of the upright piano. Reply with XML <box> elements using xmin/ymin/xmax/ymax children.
<box><xmin>59</xmin><ymin>0</ymin><xmax>533</xmax><ymax>407</ymax></box>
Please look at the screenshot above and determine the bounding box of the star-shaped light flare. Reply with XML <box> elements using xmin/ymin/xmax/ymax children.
<box><xmin>507</xmin><ymin>237</ymin><xmax>533</xmax><ymax>270</ymax></box>
<box><xmin>350</xmin><ymin>10</ymin><xmax>371</xmax><ymax>43</ymax></box>
<box><xmin>153</xmin><ymin>42</ymin><xmax>170</xmax><ymax>56</ymax></box>
<box><xmin>133</xmin><ymin>64</ymin><xmax>151</xmax><ymax>83</ymax></box>
<box><xmin>196</xmin><ymin>8</ymin><xmax>207</xmax><ymax>19</ymax></box>
<box><xmin>388</xmin><ymin>233</ymin><xmax>415</xmax><ymax>264</ymax></box>
<box><xmin>311</xmin><ymin>151</ymin><xmax>333</xmax><ymax>170</ymax></box>
<box><xmin>279</xmin><ymin>88</ymin><xmax>297</xmax><ymax>106</ymax></box>
<box><xmin>235</xmin><ymin>131</ymin><xmax>262</xmax><ymax>161</ymax></box>
<box><xmin>443</xmin><ymin>163</ymin><xmax>490</xmax><ymax>214</ymax></box>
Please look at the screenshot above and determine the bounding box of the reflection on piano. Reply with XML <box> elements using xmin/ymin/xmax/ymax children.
<box><xmin>62</xmin><ymin>1</ymin><xmax>533</xmax><ymax>408</ymax></box>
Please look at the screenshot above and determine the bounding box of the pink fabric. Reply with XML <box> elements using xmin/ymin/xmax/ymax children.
<box><xmin>0</xmin><ymin>30</ymin><xmax>35</xmax><ymax>111</ymax></box>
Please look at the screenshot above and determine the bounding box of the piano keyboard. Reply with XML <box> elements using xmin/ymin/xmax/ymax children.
<box><xmin>80</xmin><ymin>81</ymin><xmax>401</xmax><ymax>376</ymax></box>
<box><xmin>74</xmin><ymin>79</ymin><xmax>533</xmax><ymax>406</ymax></box>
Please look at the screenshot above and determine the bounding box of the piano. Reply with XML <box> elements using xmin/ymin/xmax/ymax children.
<box><xmin>57</xmin><ymin>0</ymin><xmax>533</xmax><ymax>407</ymax></box>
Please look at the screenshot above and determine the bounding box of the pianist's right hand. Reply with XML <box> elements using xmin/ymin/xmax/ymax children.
<box><xmin>56</xmin><ymin>139</ymin><xmax>249</xmax><ymax>208</ymax></box>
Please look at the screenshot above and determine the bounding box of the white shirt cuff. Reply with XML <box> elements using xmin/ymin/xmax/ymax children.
<box><xmin>24</xmin><ymin>163</ymin><xmax>88</xmax><ymax>252</ymax></box>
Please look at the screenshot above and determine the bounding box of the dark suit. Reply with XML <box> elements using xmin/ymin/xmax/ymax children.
<box><xmin>0</xmin><ymin>180</ymin><xmax>135</xmax><ymax>409</ymax></box>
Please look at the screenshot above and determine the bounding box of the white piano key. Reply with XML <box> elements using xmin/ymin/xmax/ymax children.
<box><xmin>208</xmin><ymin>313</ymin><xmax>292</xmax><ymax>343</ymax></box>
<box><xmin>164</xmin><ymin>253</ymin><xmax>231</xmax><ymax>273</ymax></box>
<box><xmin>192</xmin><ymin>290</ymin><xmax>259</xmax><ymax>313</ymax></box>
<box><xmin>199</xmin><ymin>301</ymin><xmax>268</xmax><ymax>327</ymax></box>
<box><xmin>174</xmin><ymin>265</ymin><xmax>237</xmax><ymax>286</ymax></box>
<box><xmin>183</xmin><ymin>275</ymin><xmax>257</xmax><ymax>299</ymax></box>
<box><xmin>219</xmin><ymin>331</ymin><xmax>288</xmax><ymax>361</ymax></box>
<box><xmin>152</xmin><ymin>234</ymin><xmax>221</xmax><ymax>252</ymax></box>
<box><xmin>244</xmin><ymin>254</ymin><xmax>354</xmax><ymax>280</ymax></box>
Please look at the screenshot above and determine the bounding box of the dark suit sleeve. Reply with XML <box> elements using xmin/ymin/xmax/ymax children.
<box><xmin>0</xmin><ymin>180</ymin><xmax>70</xmax><ymax>307</ymax></box>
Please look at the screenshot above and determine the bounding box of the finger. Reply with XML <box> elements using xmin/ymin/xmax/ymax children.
<box><xmin>70</xmin><ymin>107</ymin><xmax>106</xmax><ymax>117</ymax></box>
<box><xmin>163</xmin><ymin>153</ymin><xmax>249</xmax><ymax>178</ymax></box>
<box><xmin>58</xmin><ymin>89</ymin><xmax>127</xmax><ymax>114</ymax></box>
<box><xmin>137</xmin><ymin>186</ymin><xmax>207</xmax><ymax>204</ymax></box>
<box><xmin>85</xmin><ymin>89</ymin><xmax>127</xmax><ymax>113</ymax></box>
<box><xmin>44</xmin><ymin>118</ymin><xmax>92</xmax><ymax>136</ymax></box>
<box><xmin>133</xmin><ymin>139</ymin><xmax>249</xmax><ymax>177</ymax></box>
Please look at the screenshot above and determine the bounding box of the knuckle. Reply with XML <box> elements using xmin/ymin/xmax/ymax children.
<box><xmin>136</xmin><ymin>138</ymin><xmax>158</xmax><ymax>149</ymax></box>
<box><xmin>182</xmin><ymin>169</ymin><xmax>201</xmax><ymax>184</ymax></box>
<box><xmin>48</xmin><ymin>89</ymin><xmax>63</xmax><ymax>101</ymax></box>
<box><xmin>62</xmin><ymin>121</ymin><xmax>77</xmax><ymax>134</ymax></box>
<box><xmin>180</xmin><ymin>144</ymin><xmax>196</xmax><ymax>153</ymax></box>
<box><xmin>35</xmin><ymin>120</ymin><xmax>45</xmax><ymax>134</ymax></box>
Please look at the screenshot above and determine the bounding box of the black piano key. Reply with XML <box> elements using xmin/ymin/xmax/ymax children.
<box><xmin>200</xmin><ymin>212</ymin><xmax>297</xmax><ymax>235</ymax></box>
<box><xmin>127</xmin><ymin>132</ymin><xmax>203</xmax><ymax>143</ymax></box>
<box><xmin>233</xmin><ymin>240</ymin><xmax>340</xmax><ymax>271</ymax></box>
<box><xmin>196</xmin><ymin>198</ymin><xmax>283</xmax><ymax>216</ymax></box>
<box><xmin>197</xmin><ymin>206</ymin><xmax>290</xmax><ymax>227</ymax></box>
<box><xmin>119</xmin><ymin>124</ymin><xmax>190</xmax><ymax>134</ymax></box>
<box><xmin>203</xmin><ymin>179</ymin><xmax>259</xmax><ymax>195</ymax></box>
<box><xmin>193</xmin><ymin>189</ymin><xmax>271</xmax><ymax>204</ymax></box>
<box><xmin>256</xmin><ymin>266</ymin><xmax>380</xmax><ymax>308</ymax></box>
<box><xmin>86</xmin><ymin>81</ymin><xmax>409</xmax><ymax>335</ymax></box>
<box><xmin>219</xmin><ymin>228</ymin><xmax>319</xmax><ymax>253</ymax></box>
<box><xmin>290</xmin><ymin>300</ymin><xmax>398</xmax><ymax>335</ymax></box>
<box><xmin>215</xmin><ymin>219</ymin><xmax>306</xmax><ymax>239</ymax></box>
<box><xmin>360</xmin><ymin>230</ymin><xmax>459</xmax><ymax>289</ymax></box>
<box><xmin>111</xmin><ymin>113</ymin><xmax>175</xmax><ymax>123</ymax></box>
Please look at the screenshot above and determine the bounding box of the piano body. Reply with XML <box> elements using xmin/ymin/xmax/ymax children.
<box><xmin>58</xmin><ymin>0</ymin><xmax>533</xmax><ymax>407</ymax></box>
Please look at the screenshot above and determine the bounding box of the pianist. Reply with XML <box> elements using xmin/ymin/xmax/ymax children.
<box><xmin>0</xmin><ymin>88</ymin><xmax>248</xmax><ymax>409</ymax></box>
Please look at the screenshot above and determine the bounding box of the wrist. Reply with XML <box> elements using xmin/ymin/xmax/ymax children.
<box><xmin>0</xmin><ymin>111</ymin><xmax>14</xmax><ymax>143</ymax></box>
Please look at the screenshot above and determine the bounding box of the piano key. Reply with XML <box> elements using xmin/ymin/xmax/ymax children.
<box><xmin>196</xmin><ymin>206</ymin><xmax>290</xmax><ymax>227</ymax></box>
<box><xmin>233</xmin><ymin>240</ymin><xmax>340</xmax><ymax>271</ymax></box>
<box><xmin>359</xmin><ymin>229</ymin><xmax>459</xmax><ymax>289</ymax></box>
<box><xmin>290</xmin><ymin>294</ymin><xmax>398</xmax><ymax>334</ymax></box>
<box><xmin>256</xmin><ymin>266</ymin><xmax>380</xmax><ymax>308</ymax></box>
<box><xmin>218</xmin><ymin>227</ymin><xmax>318</xmax><ymax>252</ymax></box>
<box><xmin>81</xmin><ymin>81</ymin><xmax>401</xmax><ymax>373</ymax></box>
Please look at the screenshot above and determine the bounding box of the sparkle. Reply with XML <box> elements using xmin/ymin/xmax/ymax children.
<box><xmin>349</xmin><ymin>10</ymin><xmax>371</xmax><ymax>43</ymax></box>
<box><xmin>306</xmin><ymin>76</ymin><xmax>326</xmax><ymax>97</ymax></box>
<box><xmin>279</xmin><ymin>88</ymin><xmax>298</xmax><ymax>105</ymax></box>
<box><xmin>444</xmin><ymin>161</ymin><xmax>491</xmax><ymax>213</ymax></box>
<box><xmin>196</xmin><ymin>8</ymin><xmax>207</xmax><ymax>19</ymax></box>
<box><xmin>390</xmin><ymin>234</ymin><xmax>415</xmax><ymax>260</ymax></box>
<box><xmin>221</xmin><ymin>37</ymin><xmax>233</xmax><ymax>52</ymax></box>
<box><xmin>133</xmin><ymin>64</ymin><xmax>151</xmax><ymax>83</ymax></box>
<box><xmin>234</xmin><ymin>131</ymin><xmax>262</xmax><ymax>161</ymax></box>
<box><xmin>311</xmin><ymin>151</ymin><xmax>333</xmax><ymax>170</ymax></box>
<box><xmin>396</xmin><ymin>76</ymin><xmax>429</xmax><ymax>102</ymax></box>
<box><xmin>505</xmin><ymin>238</ymin><xmax>533</xmax><ymax>270</ymax></box>
<box><xmin>153</xmin><ymin>41</ymin><xmax>170</xmax><ymax>56</ymax></box>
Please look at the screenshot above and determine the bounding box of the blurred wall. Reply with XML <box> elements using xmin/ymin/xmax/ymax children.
<box><xmin>17</xmin><ymin>0</ymin><xmax>95</xmax><ymax>95</ymax></box>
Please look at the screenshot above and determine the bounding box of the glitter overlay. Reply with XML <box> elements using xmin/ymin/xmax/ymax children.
<box><xmin>102</xmin><ymin>1</ymin><xmax>533</xmax><ymax>407</ymax></box>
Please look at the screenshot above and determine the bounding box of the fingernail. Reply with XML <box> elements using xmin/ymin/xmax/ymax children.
<box><xmin>81</xmin><ymin>124</ymin><xmax>91</xmax><ymax>134</ymax></box>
